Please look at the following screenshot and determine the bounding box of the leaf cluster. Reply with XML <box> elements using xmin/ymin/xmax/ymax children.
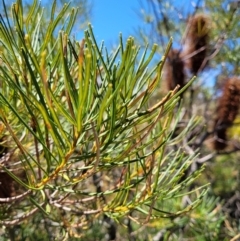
<box><xmin>0</xmin><ymin>0</ymin><xmax>219</xmax><ymax>240</ymax></box>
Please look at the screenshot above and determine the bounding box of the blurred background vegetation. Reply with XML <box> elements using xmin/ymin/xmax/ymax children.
<box><xmin>0</xmin><ymin>0</ymin><xmax>239</xmax><ymax>240</ymax></box>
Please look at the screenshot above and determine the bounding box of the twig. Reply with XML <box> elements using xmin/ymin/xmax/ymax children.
<box><xmin>0</xmin><ymin>207</ymin><xmax>39</xmax><ymax>227</ymax></box>
<box><xmin>0</xmin><ymin>189</ymin><xmax>31</xmax><ymax>203</ymax></box>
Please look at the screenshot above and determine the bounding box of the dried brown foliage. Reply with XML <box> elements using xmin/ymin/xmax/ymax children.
<box><xmin>213</xmin><ymin>77</ymin><xmax>240</xmax><ymax>150</ymax></box>
<box><xmin>183</xmin><ymin>13</ymin><xmax>211</xmax><ymax>74</ymax></box>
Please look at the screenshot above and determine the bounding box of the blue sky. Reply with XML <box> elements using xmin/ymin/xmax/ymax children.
<box><xmin>84</xmin><ymin>0</ymin><xmax>195</xmax><ymax>48</ymax></box>
<box><xmin>88</xmin><ymin>0</ymin><xmax>144</xmax><ymax>47</ymax></box>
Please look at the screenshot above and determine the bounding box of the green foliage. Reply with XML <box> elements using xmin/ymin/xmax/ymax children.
<box><xmin>0</xmin><ymin>0</ymin><xmax>233</xmax><ymax>240</ymax></box>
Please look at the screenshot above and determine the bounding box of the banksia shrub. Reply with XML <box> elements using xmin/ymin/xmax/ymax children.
<box><xmin>183</xmin><ymin>13</ymin><xmax>211</xmax><ymax>74</ymax></box>
<box><xmin>213</xmin><ymin>77</ymin><xmax>240</xmax><ymax>150</ymax></box>
<box><xmin>0</xmin><ymin>0</ymin><xmax>215</xmax><ymax>240</ymax></box>
<box><xmin>164</xmin><ymin>49</ymin><xmax>185</xmax><ymax>92</ymax></box>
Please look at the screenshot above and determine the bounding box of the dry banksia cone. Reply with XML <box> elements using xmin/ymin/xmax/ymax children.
<box><xmin>183</xmin><ymin>13</ymin><xmax>211</xmax><ymax>74</ymax></box>
<box><xmin>0</xmin><ymin>171</ymin><xmax>17</xmax><ymax>199</ymax></box>
<box><xmin>164</xmin><ymin>49</ymin><xmax>185</xmax><ymax>93</ymax></box>
<box><xmin>0</xmin><ymin>161</ymin><xmax>26</xmax><ymax>201</ymax></box>
<box><xmin>0</xmin><ymin>136</ymin><xmax>26</xmax><ymax>201</ymax></box>
<box><xmin>213</xmin><ymin>77</ymin><xmax>240</xmax><ymax>150</ymax></box>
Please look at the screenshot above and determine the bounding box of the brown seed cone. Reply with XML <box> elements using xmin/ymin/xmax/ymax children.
<box><xmin>0</xmin><ymin>172</ymin><xmax>17</xmax><ymax>198</ymax></box>
<box><xmin>0</xmin><ymin>136</ymin><xmax>26</xmax><ymax>201</ymax></box>
<box><xmin>213</xmin><ymin>77</ymin><xmax>240</xmax><ymax>150</ymax></box>
<box><xmin>164</xmin><ymin>49</ymin><xmax>185</xmax><ymax>92</ymax></box>
<box><xmin>0</xmin><ymin>163</ymin><xmax>26</xmax><ymax>200</ymax></box>
<box><xmin>184</xmin><ymin>13</ymin><xmax>211</xmax><ymax>74</ymax></box>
